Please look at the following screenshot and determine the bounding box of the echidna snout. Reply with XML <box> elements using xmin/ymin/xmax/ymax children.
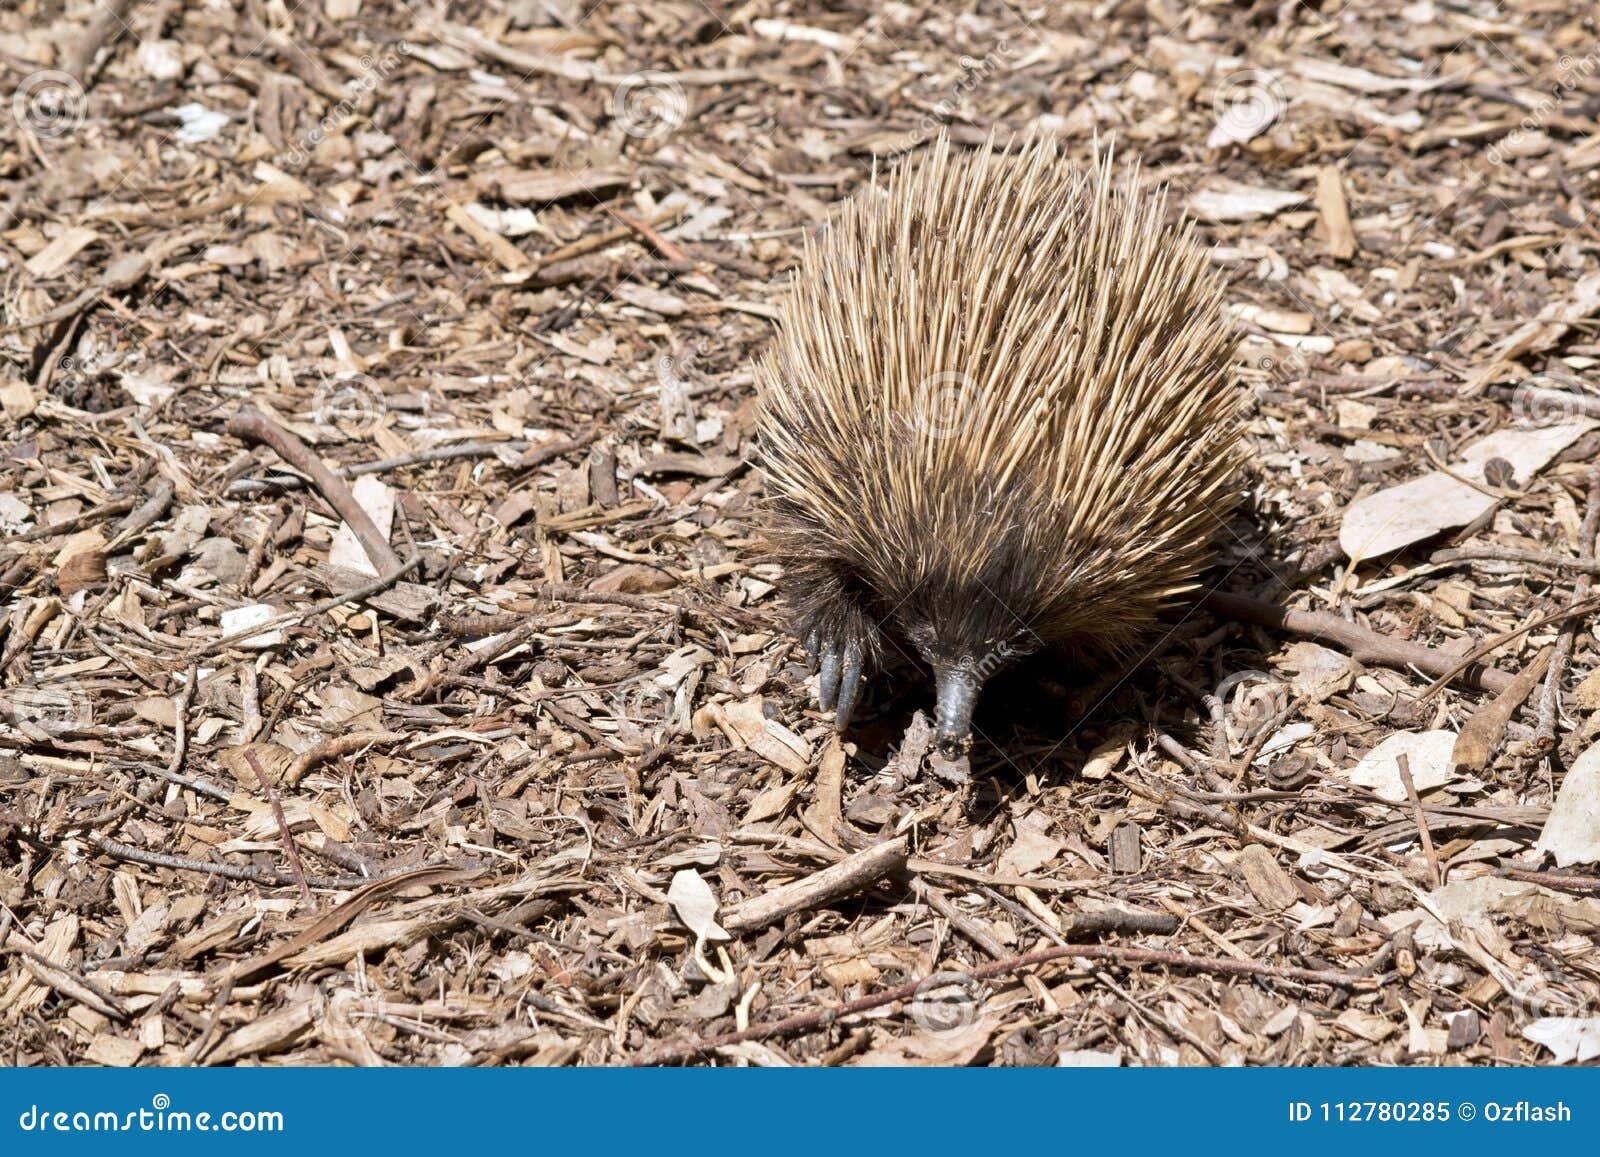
<box><xmin>931</xmin><ymin>662</ymin><xmax>979</xmax><ymax>759</ymax></box>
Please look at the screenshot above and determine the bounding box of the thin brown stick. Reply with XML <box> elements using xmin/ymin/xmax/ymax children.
<box><xmin>1395</xmin><ymin>753</ymin><xmax>1440</xmax><ymax>889</ymax></box>
<box><xmin>919</xmin><ymin>881</ymin><xmax>1059</xmax><ymax>1012</ymax></box>
<box><xmin>534</xmin><ymin>204</ymin><xmax>683</xmax><ymax>268</ymax></box>
<box><xmin>723</xmin><ymin>837</ymin><xmax>907</xmax><ymax>933</ymax></box>
<box><xmin>1535</xmin><ymin>466</ymin><xmax>1600</xmax><ymax>750</ymax></box>
<box><xmin>82</xmin><ymin>832</ymin><xmax>367</xmax><ymax>888</ymax></box>
<box><xmin>1498</xmin><ymin>867</ymin><xmax>1600</xmax><ymax>894</ymax></box>
<box><xmin>180</xmin><ymin>554</ymin><xmax>421</xmax><ymax>660</ymax></box>
<box><xmin>109</xmin><ymin>478</ymin><xmax>175</xmax><ymax>546</ymax></box>
<box><xmin>243</xmin><ymin>748</ymin><xmax>312</xmax><ymax>906</ymax></box>
<box><xmin>1417</xmin><ymin>592</ymin><xmax>1600</xmax><ymax>702</ymax></box>
<box><xmin>607</xmin><ymin>207</ymin><xmax>691</xmax><ymax>263</ymax></box>
<box><xmin>225</xmin><ymin>407</ymin><xmax>402</xmax><ymax>573</ymax></box>
<box><xmin>4</xmin><ymin>495</ymin><xmax>137</xmax><ymax>544</ymax></box>
<box><xmin>1201</xmin><ymin>590</ymin><xmax>1515</xmax><ymax>693</ymax></box>
<box><xmin>633</xmin><ymin>942</ymin><xmax>1368</xmax><ymax>1065</ymax></box>
<box><xmin>224</xmin><ymin>436</ymin><xmax>591</xmax><ymax>496</ymax></box>
<box><xmin>230</xmin><ymin>865</ymin><xmax>483</xmax><ymax>983</ymax></box>
<box><xmin>284</xmin><ymin>730</ymin><xmax>405</xmax><ymax>787</ymax></box>
<box><xmin>16</xmin><ymin>951</ymin><xmax>128</xmax><ymax>1021</ymax></box>
<box><xmin>1432</xmin><ymin>545</ymin><xmax>1600</xmax><ymax>576</ymax></box>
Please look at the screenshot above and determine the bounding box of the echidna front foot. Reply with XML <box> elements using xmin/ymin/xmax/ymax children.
<box><xmin>797</xmin><ymin>598</ymin><xmax>881</xmax><ymax>733</ymax></box>
<box><xmin>816</xmin><ymin>636</ymin><xmax>867</xmax><ymax>730</ymax></box>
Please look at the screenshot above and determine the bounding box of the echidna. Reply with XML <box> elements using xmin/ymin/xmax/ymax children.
<box><xmin>757</xmin><ymin>132</ymin><xmax>1241</xmax><ymax>757</ymax></box>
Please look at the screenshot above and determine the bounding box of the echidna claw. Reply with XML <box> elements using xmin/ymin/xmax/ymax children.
<box><xmin>834</xmin><ymin>645</ymin><xmax>865</xmax><ymax>732</ymax></box>
<box><xmin>817</xmin><ymin>647</ymin><xmax>843</xmax><ymax>711</ymax></box>
<box><xmin>803</xmin><ymin>632</ymin><xmax>819</xmax><ymax>672</ymax></box>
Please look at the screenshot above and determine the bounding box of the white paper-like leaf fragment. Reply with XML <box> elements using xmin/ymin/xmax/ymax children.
<box><xmin>219</xmin><ymin>604</ymin><xmax>283</xmax><ymax>649</ymax></box>
<box><xmin>330</xmin><ymin>476</ymin><xmax>396</xmax><ymax>576</ymax></box>
<box><xmin>1344</xmin><ymin>730</ymin><xmax>1457</xmax><ymax>803</ymax></box>
<box><xmin>667</xmin><ymin>868</ymin><xmax>729</xmax><ymax>942</ymax></box>
<box><xmin>1523</xmin><ymin>1017</ymin><xmax>1600</xmax><ymax>1064</ymax></box>
<box><xmin>1186</xmin><ymin>179</ymin><xmax>1307</xmax><ymax>222</ymax></box>
<box><xmin>1535</xmin><ymin>740</ymin><xmax>1600</xmax><ymax>867</ymax></box>
<box><xmin>1340</xmin><ymin>422</ymin><xmax>1594</xmax><ymax>558</ymax></box>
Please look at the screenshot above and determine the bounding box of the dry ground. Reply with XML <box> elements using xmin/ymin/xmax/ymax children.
<box><xmin>2</xmin><ymin>0</ymin><xmax>1599</xmax><ymax>1066</ymax></box>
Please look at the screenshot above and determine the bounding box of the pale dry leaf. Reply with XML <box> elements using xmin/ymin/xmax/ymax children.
<box><xmin>1187</xmin><ymin>179</ymin><xmax>1307</xmax><ymax>222</ymax></box>
<box><xmin>666</xmin><ymin>868</ymin><xmax>729</xmax><ymax>942</ymax></box>
<box><xmin>1344</xmin><ymin>730</ymin><xmax>1458</xmax><ymax>803</ymax></box>
<box><xmin>1535</xmin><ymin>740</ymin><xmax>1600</xmax><ymax>867</ymax></box>
<box><xmin>853</xmin><ymin>1019</ymin><xmax>993</xmax><ymax>1066</ymax></box>
<box><xmin>1522</xmin><ymin>1017</ymin><xmax>1600</xmax><ymax>1064</ymax></box>
<box><xmin>218</xmin><ymin>604</ymin><xmax>284</xmax><ymax>648</ymax></box>
<box><xmin>329</xmin><ymin>475</ymin><xmax>396</xmax><ymax>576</ymax></box>
<box><xmin>997</xmin><ymin>817</ymin><xmax>1065</xmax><ymax>876</ymax></box>
<box><xmin>1340</xmin><ymin>422</ymin><xmax>1595</xmax><ymax>557</ymax></box>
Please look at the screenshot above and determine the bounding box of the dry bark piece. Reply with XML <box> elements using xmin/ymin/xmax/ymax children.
<box><xmin>493</xmin><ymin>168</ymin><xmax>632</xmax><ymax>205</ymax></box>
<box><xmin>1452</xmin><ymin>647</ymin><xmax>1552</xmax><ymax>771</ymax></box>
<box><xmin>722</xmin><ymin>837</ymin><xmax>908</xmax><ymax>933</ymax></box>
<box><xmin>1202</xmin><ymin>591</ymin><xmax>1515</xmax><ymax>693</ymax></box>
<box><xmin>1234</xmin><ymin>845</ymin><xmax>1298</xmax><ymax>910</ymax></box>
<box><xmin>1314</xmin><ymin>165</ymin><xmax>1357</xmax><ymax>259</ymax></box>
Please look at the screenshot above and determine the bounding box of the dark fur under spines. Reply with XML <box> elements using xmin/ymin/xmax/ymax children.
<box><xmin>757</xmin><ymin>132</ymin><xmax>1242</xmax><ymax>755</ymax></box>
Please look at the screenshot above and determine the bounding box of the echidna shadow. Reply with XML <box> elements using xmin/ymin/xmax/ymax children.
<box><xmin>757</xmin><ymin>131</ymin><xmax>1248</xmax><ymax>761</ymax></box>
